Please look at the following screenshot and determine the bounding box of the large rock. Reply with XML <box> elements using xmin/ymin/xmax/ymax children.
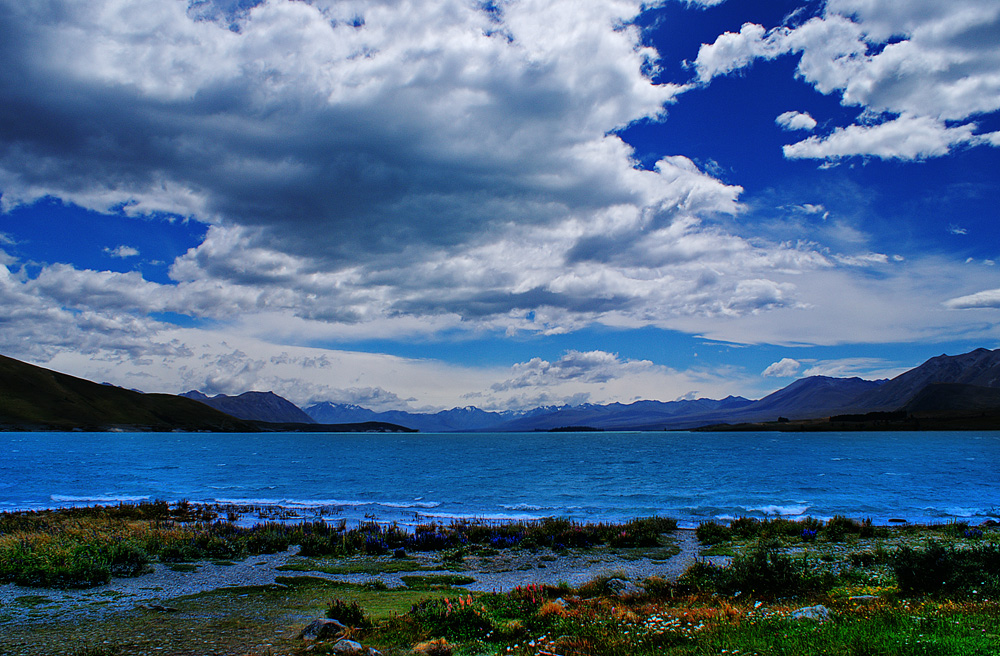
<box><xmin>299</xmin><ymin>618</ymin><xmax>347</xmax><ymax>641</ymax></box>
<box><xmin>792</xmin><ymin>605</ymin><xmax>832</xmax><ymax>622</ymax></box>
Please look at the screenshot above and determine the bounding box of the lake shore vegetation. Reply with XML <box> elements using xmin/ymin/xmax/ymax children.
<box><xmin>1</xmin><ymin>503</ymin><xmax>998</xmax><ymax>655</ymax></box>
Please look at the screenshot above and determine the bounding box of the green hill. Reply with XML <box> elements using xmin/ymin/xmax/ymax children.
<box><xmin>0</xmin><ymin>354</ymin><xmax>256</xmax><ymax>432</ymax></box>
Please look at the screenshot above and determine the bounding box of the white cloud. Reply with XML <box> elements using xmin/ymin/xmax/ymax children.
<box><xmin>948</xmin><ymin>225</ymin><xmax>968</xmax><ymax>235</ymax></box>
<box><xmin>783</xmin><ymin>114</ymin><xmax>979</xmax><ymax>161</ymax></box>
<box><xmin>104</xmin><ymin>245</ymin><xmax>140</xmax><ymax>258</ymax></box>
<box><xmin>694</xmin><ymin>2</ymin><xmax>1000</xmax><ymax>161</ymax></box>
<box><xmin>945</xmin><ymin>288</ymin><xmax>1000</xmax><ymax>309</ymax></box>
<box><xmin>762</xmin><ymin>357</ymin><xmax>800</xmax><ymax>377</ymax></box>
<box><xmin>776</xmin><ymin>110</ymin><xmax>817</xmax><ymax>131</ymax></box>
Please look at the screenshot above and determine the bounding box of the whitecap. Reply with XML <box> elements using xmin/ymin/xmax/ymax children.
<box><xmin>750</xmin><ymin>504</ymin><xmax>809</xmax><ymax>516</ymax></box>
<box><xmin>378</xmin><ymin>501</ymin><xmax>442</xmax><ymax>509</ymax></box>
<box><xmin>417</xmin><ymin>510</ymin><xmax>546</xmax><ymax>522</ymax></box>
<box><xmin>50</xmin><ymin>494</ymin><xmax>150</xmax><ymax>503</ymax></box>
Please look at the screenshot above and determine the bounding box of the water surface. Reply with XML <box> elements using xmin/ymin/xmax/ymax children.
<box><xmin>2</xmin><ymin>431</ymin><xmax>997</xmax><ymax>527</ymax></box>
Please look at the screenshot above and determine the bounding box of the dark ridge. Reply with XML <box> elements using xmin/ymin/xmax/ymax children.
<box><xmin>0</xmin><ymin>354</ymin><xmax>256</xmax><ymax>432</ymax></box>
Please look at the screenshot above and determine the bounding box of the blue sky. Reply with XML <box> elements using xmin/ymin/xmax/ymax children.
<box><xmin>1</xmin><ymin>0</ymin><xmax>999</xmax><ymax>411</ymax></box>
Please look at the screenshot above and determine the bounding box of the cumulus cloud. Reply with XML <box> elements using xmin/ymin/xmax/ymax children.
<box><xmin>104</xmin><ymin>245</ymin><xmax>140</xmax><ymax>259</ymax></box>
<box><xmin>776</xmin><ymin>111</ymin><xmax>817</xmax><ymax>131</ymax></box>
<box><xmin>694</xmin><ymin>1</ymin><xmax>1000</xmax><ymax>160</ymax></box>
<box><xmin>762</xmin><ymin>357</ymin><xmax>801</xmax><ymax>377</ymax></box>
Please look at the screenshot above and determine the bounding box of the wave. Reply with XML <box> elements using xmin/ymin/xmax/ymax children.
<box><xmin>207</xmin><ymin>497</ymin><xmax>440</xmax><ymax>510</ymax></box>
<box><xmin>417</xmin><ymin>510</ymin><xmax>547</xmax><ymax>522</ymax></box>
<box><xmin>749</xmin><ymin>504</ymin><xmax>810</xmax><ymax>516</ymax></box>
<box><xmin>377</xmin><ymin>501</ymin><xmax>442</xmax><ymax>509</ymax></box>
<box><xmin>501</xmin><ymin>503</ymin><xmax>550</xmax><ymax>511</ymax></box>
<box><xmin>50</xmin><ymin>494</ymin><xmax>151</xmax><ymax>503</ymax></box>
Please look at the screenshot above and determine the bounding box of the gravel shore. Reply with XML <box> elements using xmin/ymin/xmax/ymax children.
<box><xmin>0</xmin><ymin>530</ymin><xmax>703</xmax><ymax>627</ymax></box>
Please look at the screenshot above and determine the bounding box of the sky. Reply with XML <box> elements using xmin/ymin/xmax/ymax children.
<box><xmin>1</xmin><ymin>0</ymin><xmax>999</xmax><ymax>412</ymax></box>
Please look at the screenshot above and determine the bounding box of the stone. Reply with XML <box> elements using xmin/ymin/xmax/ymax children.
<box><xmin>298</xmin><ymin>618</ymin><xmax>347</xmax><ymax>641</ymax></box>
<box><xmin>330</xmin><ymin>638</ymin><xmax>380</xmax><ymax>655</ymax></box>
<box><xmin>605</xmin><ymin>578</ymin><xmax>644</xmax><ymax>597</ymax></box>
<box><xmin>791</xmin><ymin>605</ymin><xmax>832</xmax><ymax>622</ymax></box>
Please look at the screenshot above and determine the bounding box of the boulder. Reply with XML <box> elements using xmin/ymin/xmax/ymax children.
<box><xmin>299</xmin><ymin>618</ymin><xmax>347</xmax><ymax>641</ymax></box>
<box><xmin>791</xmin><ymin>605</ymin><xmax>831</xmax><ymax>622</ymax></box>
<box><xmin>605</xmin><ymin>578</ymin><xmax>643</xmax><ymax>597</ymax></box>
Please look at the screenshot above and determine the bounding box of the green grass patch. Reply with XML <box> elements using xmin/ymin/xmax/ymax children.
<box><xmin>400</xmin><ymin>574</ymin><xmax>476</xmax><ymax>589</ymax></box>
<box><xmin>276</xmin><ymin>556</ymin><xmax>438</xmax><ymax>575</ymax></box>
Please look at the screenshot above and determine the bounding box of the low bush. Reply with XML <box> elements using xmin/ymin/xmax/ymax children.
<box><xmin>893</xmin><ymin>542</ymin><xmax>1000</xmax><ymax>597</ymax></box>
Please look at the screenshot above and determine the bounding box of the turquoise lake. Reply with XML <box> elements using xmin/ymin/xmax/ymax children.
<box><xmin>2</xmin><ymin>431</ymin><xmax>998</xmax><ymax>527</ymax></box>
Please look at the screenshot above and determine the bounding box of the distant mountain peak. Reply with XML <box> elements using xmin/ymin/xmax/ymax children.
<box><xmin>181</xmin><ymin>390</ymin><xmax>315</xmax><ymax>424</ymax></box>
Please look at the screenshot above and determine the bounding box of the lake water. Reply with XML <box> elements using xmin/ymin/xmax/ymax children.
<box><xmin>2</xmin><ymin>431</ymin><xmax>998</xmax><ymax>527</ymax></box>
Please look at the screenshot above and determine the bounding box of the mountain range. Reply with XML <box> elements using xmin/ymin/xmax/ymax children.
<box><xmin>294</xmin><ymin>348</ymin><xmax>1000</xmax><ymax>431</ymax></box>
<box><xmin>2</xmin><ymin>348</ymin><xmax>1000</xmax><ymax>432</ymax></box>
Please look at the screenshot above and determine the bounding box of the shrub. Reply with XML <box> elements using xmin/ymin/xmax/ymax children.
<box><xmin>823</xmin><ymin>515</ymin><xmax>861</xmax><ymax>541</ymax></box>
<box><xmin>725</xmin><ymin>541</ymin><xmax>808</xmax><ymax>597</ymax></box>
<box><xmin>327</xmin><ymin>598</ymin><xmax>371</xmax><ymax>628</ymax></box>
<box><xmin>729</xmin><ymin>517</ymin><xmax>761</xmax><ymax>539</ymax></box>
<box><xmin>696</xmin><ymin>522</ymin><xmax>731</xmax><ymax>545</ymax></box>
<box><xmin>483</xmin><ymin>583</ymin><xmax>546</xmax><ymax>620</ymax></box>
<box><xmin>893</xmin><ymin>542</ymin><xmax>1000</xmax><ymax>597</ymax></box>
<box><xmin>408</xmin><ymin>597</ymin><xmax>493</xmax><ymax>640</ymax></box>
<box><xmin>106</xmin><ymin>543</ymin><xmax>151</xmax><ymax>577</ymax></box>
<box><xmin>681</xmin><ymin>541</ymin><xmax>829</xmax><ymax>598</ymax></box>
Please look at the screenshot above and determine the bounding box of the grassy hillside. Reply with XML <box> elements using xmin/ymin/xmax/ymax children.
<box><xmin>0</xmin><ymin>354</ymin><xmax>256</xmax><ymax>432</ymax></box>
